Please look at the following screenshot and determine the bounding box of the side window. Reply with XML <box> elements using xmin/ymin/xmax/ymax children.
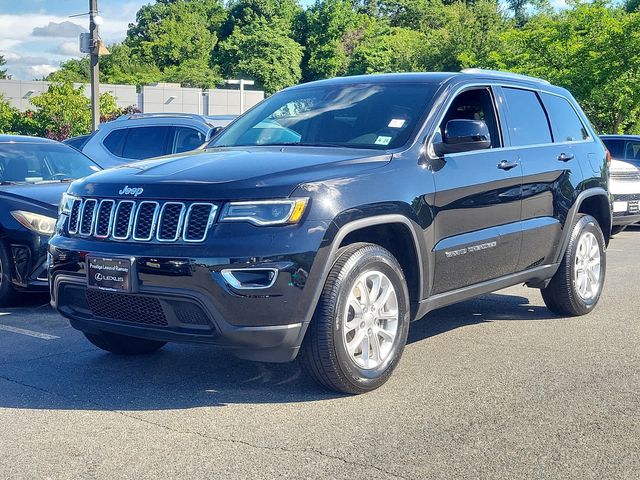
<box><xmin>103</xmin><ymin>129</ymin><xmax>127</xmax><ymax>157</ymax></box>
<box><xmin>503</xmin><ymin>88</ymin><xmax>552</xmax><ymax>147</ymax></box>
<box><xmin>625</xmin><ymin>141</ymin><xmax>640</xmax><ymax>163</ymax></box>
<box><xmin>121</xmin><ymin>126</ymin><xmax>172</xmax><ymax>160</ymax></box>
<box><xmin>540</xmin><ymin>93</ymin><xmax>589</xmax><ymax>142</ymax></box>
<box><xmin>439</xmin><ymin>88</ymin><xmax>502</xmax><ymax>149</ymax></box>
<box><xmin>174</xmin><ymin>127</ymin><xmax>206</xmax><ymax>154</ymax></box>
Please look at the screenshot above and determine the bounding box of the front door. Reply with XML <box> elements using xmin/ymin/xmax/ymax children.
<box><xmin>430</xmin><ymin>87</ymin><xmax>523</xmax><ymax>295</ymax></box>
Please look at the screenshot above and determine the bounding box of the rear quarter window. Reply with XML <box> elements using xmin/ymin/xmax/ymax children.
<box><xmin>103</xmin><ymin>129</ymin><xmax>127</xmax><ymax>157</ymax></box>
<box><xmin>540</xmin><ymin>93</ymin><xmax>589</xmax><ymax>143</ymax></box>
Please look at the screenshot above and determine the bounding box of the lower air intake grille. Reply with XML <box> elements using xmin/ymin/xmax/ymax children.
<box><xmin>170</xmin><ymin>301</ymin><xmax>210</xmax><ymax>325</ymax></box>
<box><xmin>86</xmin><ymin>290</ymin><xmax>168</xmax><ymax>326</ymax></box>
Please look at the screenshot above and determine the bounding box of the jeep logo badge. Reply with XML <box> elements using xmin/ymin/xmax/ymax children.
<box><xmin>118</xmin><ymin>186</ymin><xmax>144</xmax><ymax>196</ymax></box>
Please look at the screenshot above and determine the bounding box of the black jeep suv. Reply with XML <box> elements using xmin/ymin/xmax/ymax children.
<box><xmin>49</xmin><ymin>70</ymin><xmax>611</xmax><ymax>394</ymax></box>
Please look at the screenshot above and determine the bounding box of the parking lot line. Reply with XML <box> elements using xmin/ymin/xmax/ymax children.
<box><xmin>0</xmin><ymin>324</ymin><xmax>60</xmax><ymax>340</ymax></box>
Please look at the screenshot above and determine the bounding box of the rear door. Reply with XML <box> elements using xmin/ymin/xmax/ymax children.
<box><xmin>501</xmin><ymin>87</ymin><xmax>589</xmax><ymax>271</ymax></box>
<box><xmin>431</xmin><ymin>86</ymin><xmax>523</xmax><ymax>294</ymax></box>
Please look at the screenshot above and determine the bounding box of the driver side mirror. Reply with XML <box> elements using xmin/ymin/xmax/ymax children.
<box><xmin>432</xmin><ymin>119</ymin><xmax>491</xmax><ymax>157</ymax></box>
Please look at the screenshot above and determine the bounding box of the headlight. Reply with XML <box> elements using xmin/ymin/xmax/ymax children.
<box><xmin>11</xmin><ymin>211</ymin><xmax>57</xmax><ymax>236</ymax></box>
<box><xmin>220</xmin><ymin>198</ymin><xmax>308</xmax><ymax>226</ymax></box>
<box><xmin>59</xmin><ymin>192</ymin><xmax>78</xmax><ymax>216</ymax></box>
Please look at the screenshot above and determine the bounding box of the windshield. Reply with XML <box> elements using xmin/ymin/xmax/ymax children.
<box><xmin>210</xmin><ymin>82</ymin><xmax>438</xmax><ymax>150</ymax></box>
<box><xmin>0</xmin><ymin>143</ymin><xmax>101</xmax><ymax>184</ymax></box>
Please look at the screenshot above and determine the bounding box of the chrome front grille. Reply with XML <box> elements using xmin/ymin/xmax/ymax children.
<box><xmin>66</xmin><ymin>198</ymin><xmax>217</xmax><ymax>243</ymax></box>
<box><xmin>610</xmin><ymin>170</ymin><xmax>640</xmax><ymax>180</ymax></box>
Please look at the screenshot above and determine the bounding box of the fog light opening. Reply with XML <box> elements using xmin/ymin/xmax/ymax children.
<box><xmin>221</xmin><ymin>268</ymin><xmax>278</xmax><ymax>290</ymax></box>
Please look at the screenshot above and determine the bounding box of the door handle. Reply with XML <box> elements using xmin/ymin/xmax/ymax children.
<box><xmin>497</xmin><ymin>160</ymin><xmax>518</xmax><ymax>171</ymax></box>
<box><xmin>557</xmin><ymin>152</ymin><xmax>574</xmax><ymax>162</ymax></box>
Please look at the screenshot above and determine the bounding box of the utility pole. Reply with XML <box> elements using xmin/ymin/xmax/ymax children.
<box><xmin>89</xmin><ymin>0</ymin><xmax>100</xmax><ymax>131</ymax></box>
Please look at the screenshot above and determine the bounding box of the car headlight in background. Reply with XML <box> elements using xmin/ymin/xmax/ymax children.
<box><xmin>59</xmin><ymin>192</ymin><xmax>78</xmax><ymax>216</ymax></box>
<box><xmin>220</xmin><ymin>198</ymin><xmax>308</xmax><ymax>226</ymax></box>
<box><xmin>11</xmin><ymin>211</ymin><xmax>57</xmax><ymax>236</ymax></box>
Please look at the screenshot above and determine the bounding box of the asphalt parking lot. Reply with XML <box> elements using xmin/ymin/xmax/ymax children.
<box><xmin>0</xmin><ymin>230</ymin><xmax>638</xmax><ymax>479</ymax></box>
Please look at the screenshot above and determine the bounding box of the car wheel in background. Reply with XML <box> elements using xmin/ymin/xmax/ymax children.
<box><xmin>541</xmin><ymin>214</ymin><xmax>606</xmax><ymax>316</ymax></box>
<box><xmin>299</xmin><ymin>243</ymin><xmax>410</xmax><ymax>394</ymax></box>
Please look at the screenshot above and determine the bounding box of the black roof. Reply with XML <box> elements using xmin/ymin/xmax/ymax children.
<box><xmin>0</xmin><ymin>135</ymin><xmax>59</xmax><ymax>144</ymax></box>
<box><xmin>600</xmin><ymin>134</ymin><xmax>640</xmax><ymax>140</ymax></box>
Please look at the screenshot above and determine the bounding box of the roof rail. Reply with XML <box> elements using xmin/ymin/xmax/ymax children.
<box><xmin>115</xmin><ymin>112</ymin><xmax>209</xmax><ymax>122</ymax></box>
<box><xmin>461</xmin><ymin>68</ymin><xmax>550</xmax><ymax>85</ymax></box>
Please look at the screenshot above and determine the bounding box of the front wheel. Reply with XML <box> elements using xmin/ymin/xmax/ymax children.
<box><xmin>541</xmin><ymin>214</ymin><xmax>606</xmax><ymax>316</ymax></box>
<box><xmin>299</xmin><ymin>243</ymin><xmax>410</xmax><ymax>394</ymax></box>
<box><xmin>84</xmin><ymin>331</ymin><xmax>166</xmax><ymax>355</ymax></box>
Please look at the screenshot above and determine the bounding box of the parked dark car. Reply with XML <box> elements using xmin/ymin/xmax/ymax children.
<box><xmin>600</xmin><ymin>135</ymin><xmax>640</xmax><ymax>234</ymax></box>
<box><xmin>50</xmin><ymin>70</ymin><xmax>610</xmax><ymax>393</ymax></box>
<box><xmin>0</xmin><ymin>135</ymin><xmax>101</xmax><ymax>305</ymax></box>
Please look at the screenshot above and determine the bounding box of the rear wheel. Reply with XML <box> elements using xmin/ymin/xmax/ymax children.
<box><xmin>84</xmin><ymin>331</ymin><xmax>166</xmax><ymax>355</ymax></box>
<box><xmin>541</xmin><ymin>214</ymin><xmax>606</xmax><ymax>316</ymax></box>
<box><xmin>299</xmin><ymin>243</ymin><xmax>410</xmax><ymax>394</ymax></box>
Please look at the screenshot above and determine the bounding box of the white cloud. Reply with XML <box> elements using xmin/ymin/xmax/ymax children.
<box><xmin>53</xmin><ymin>41</ymin><xmax>80</xmax><ymax>56</ymax></box>
<box><xmin>28</xmin><ymin>64</ymin><xmax>58</xmax><ymax>78</ymax></box>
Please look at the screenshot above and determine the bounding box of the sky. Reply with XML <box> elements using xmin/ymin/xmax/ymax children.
<box><xmin>0</xmin><ymin>0</ymin><xmax>150</xmax><ymax>80</ymax></box>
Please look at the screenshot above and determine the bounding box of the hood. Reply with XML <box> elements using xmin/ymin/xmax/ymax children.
<box><xmin>68</xmin><ymin>146</ymin><xmax>391</xmax><ymax>200</ymax></box>
<box><xmin>610</xmin><ymin>159</ymin><xmax>639</xmax><ymax>173</ymax></box>
<box><xmin>0</xmin><ymin>182</ymin><xmax>69</xmax><ymax>214</ymax></box>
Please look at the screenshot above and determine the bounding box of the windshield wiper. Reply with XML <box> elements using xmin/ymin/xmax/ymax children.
<box><xmin>34</xmin><ymin>179</ymin><xmax>74</xmax><ymax>184</ymax></box>
<box><xmin>0</xmin><ymin>181</ymin><xmax>18</xmax><ymax>185</ymax></box>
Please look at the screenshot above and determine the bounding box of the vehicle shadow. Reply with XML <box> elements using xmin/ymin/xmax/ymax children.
<box><xmin>0</xmin><ymin>292</ymin><xmax>561</xmax><ymax>410</ymax></box>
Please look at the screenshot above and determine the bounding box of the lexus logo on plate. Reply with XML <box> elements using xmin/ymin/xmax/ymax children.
<box><xmin>118</xmin><ymin>185</ymin><xmax>144</xmax><ymax>196</ymax></box>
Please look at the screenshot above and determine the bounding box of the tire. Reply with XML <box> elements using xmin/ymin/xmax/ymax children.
<box><xmin>541</xmin><ymin>214</ymin><xmax>606</xmax><ymax>316</ymax></box>
<box><xmin>84</xmin><ymin>331</ymin><xmax>166</xmax><ymax>355</ymax></box>
<box><xmin>299</xmin><ymin>243</ymin><xmax>410</xmax><ymax>394</ymax></box>
<box><xmin>0</xmin><ymin>243</ymin><xmax>15</xmax><ymax>307</ymax></box>
<box><xmin>610</xmin><ymin>225</ymin><xmax>626</xmax><ymax>236</ymax></box>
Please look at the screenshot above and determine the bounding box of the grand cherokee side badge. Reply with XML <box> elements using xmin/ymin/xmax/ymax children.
<box><xmin>118</xmin><ymin>186</ymin><xmax>144</xmax><ymax>196</ymax></box>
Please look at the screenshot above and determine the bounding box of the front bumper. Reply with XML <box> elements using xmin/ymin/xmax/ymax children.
<box><xmin>49</xmin><ymin>220</ymin><xmax>331</xmax><ymax>362</ymax></box>
<box><xmin>611</xmin><ymin>193</ymin><xmax>640</xmax><ymax>226</ymax></box>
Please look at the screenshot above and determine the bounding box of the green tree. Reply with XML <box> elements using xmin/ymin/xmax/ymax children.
<box><xmin>48</xmin><ymin>57</ymin><xmax>90</xmax><ymax>83</ymax></box>
<box><xmin>127</xmin><ymin>0</ymin><xmax>227</xmax><ymax>68</ymax></box>
<box><xmin>626</xmin><ymin>0</ymin><xmax>640</xmax><ymax>13</ymax></box>
<box><xmin>28</xmin><ymin>82</ymin><xmax>120</xmax><ymax>139</ymax></box>
<box><xmin>218</xmin><ymin>20</ymin><xmax>303</xmax><ymax>94</ymax></box>
<box><xmin>0</xmin><ymin>95</ymin><xmax>18</xmax><ymax>133</ymax></box>
<box><xmin>0</xmin><ymin>54</ymin><xmax>7</xmax><ymax>79</ymax></box>
<box><xmin>490</xmin><ymin>4</ymin><xmax>640</xmax><ymax>133</ymax></box>
<box><xmin>224</xmin><ymin>0</ymin><xmax>302</xmax><ymax>35</ymax></box>
<box><xmin>302</xmin><ymin>0</ymin><xmax>373</xmax><ymax>80</ymax></box>
<box><xmin>423</xmin><ymin>0</ymin><xmax>507</xmax><ymax>71</ymax></box>
<box><xmin>347</xmin><ymin>25</ymin><xmax>427</xmax><ymax>74</ymax></box>
<box><xmin>100</xmin><ymin>44</ymin><xmax>164</xmax><ymax>87</ymax></box>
